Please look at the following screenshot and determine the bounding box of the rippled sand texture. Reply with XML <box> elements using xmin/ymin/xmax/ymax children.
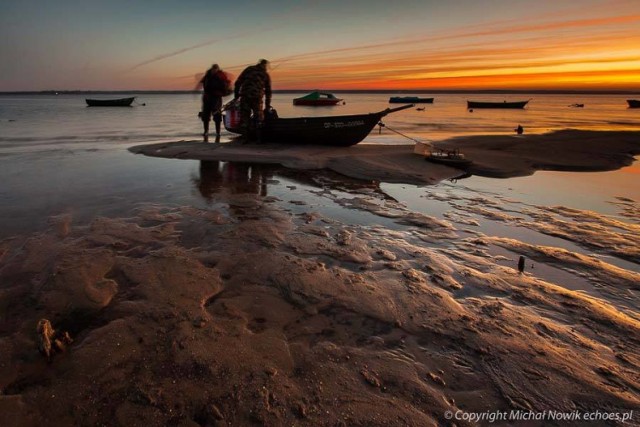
<box><xmin>0</xmin><ymin>179</ymin><xmax>638</xmax><ymax>426</ymax></box>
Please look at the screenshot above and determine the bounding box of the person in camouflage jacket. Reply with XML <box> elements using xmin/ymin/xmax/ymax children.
<box><xmin>233</xmin><ymin>59</ymin><xmax>272</xmax><ymax>139</ymax></box>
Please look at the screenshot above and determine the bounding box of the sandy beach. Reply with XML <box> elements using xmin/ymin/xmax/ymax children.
<box><xmin>130</xmin><ymin>130</ymin><xmax>640</xmax><ymax>181</ymax></box>
<box><xmin>0</xmin><ymin>128</ymin><xmax>638</xmax><ymax>426</ymax></box>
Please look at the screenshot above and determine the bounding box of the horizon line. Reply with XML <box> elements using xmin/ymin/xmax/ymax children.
<box><xmin>2</xmin><ymin>89</ymin><xmax>640</xmax><ymax>95</ymax></box>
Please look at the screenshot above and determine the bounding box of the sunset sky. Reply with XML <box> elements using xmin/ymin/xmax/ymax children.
<box><xmin>1</xmin><ymin>0</ymin><xmax>639</xmax><ymax>91</ymax></box>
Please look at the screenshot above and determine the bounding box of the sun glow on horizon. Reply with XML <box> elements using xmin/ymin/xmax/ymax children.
<box><xmin>260</xmin><ymin>10</ymin><xmax>640</xmax><ymax>91</ymax></box>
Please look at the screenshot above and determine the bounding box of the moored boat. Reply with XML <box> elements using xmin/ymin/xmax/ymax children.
<box><xmin>467</xmin><ymin>100</ymin><xmax>529</xmax><ymax>109</ymax></box>
<box><xmin>224</xmin><ymin>103</ymin><xmax>413</xmax><ymax>146</ymax></box>
<box><xmin>389</xmin><ymin>96</ymin><xmax>434</xmax><ymax>104</ymax></box>
<box><xmin>627</xmin><ymin>99</ymin><xmax>640</xmax><ymax>108</ymax></box>
<box><xmin>86</xmin><ymin>97</ymin><xmax>135</xmax><ymax>107</ymax></box>
<box><xmin>425</xmin><ymin>149</ymin><xmax>472</xmax><ymax>169</ymax></box>
<box><xmin>293</xmin><ymin>91</ymin><xmax>343</xmax><ymax>106</ymax></box>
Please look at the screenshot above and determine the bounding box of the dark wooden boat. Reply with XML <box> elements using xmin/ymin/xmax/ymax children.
<box><xmin>627</xmin><ymin>99</ymin><xmax>640</xmax><ymax>108</ymax></box>
<box><xmin>389</xmin><ymin>96</ymin><xmax>434</xmax><ymax>104</ymax></box>
<box><xmin>86</xmin><ymin>97</ymin><xmax>135</xmax><ymax>107</ymax></box>
<box><xmin>224</xmin><ymin>104</ymin><xmax>413</xmax><ymax>146</ymax></box>
<box><xmin>467</xmin><ymin>100</ymin><xmax>529</xmax><ymax>109</ymax></box>
<box><xmin>293</xmin><ymin>91</ymin><xmax>343</xmax><ymax>106</ymax></box>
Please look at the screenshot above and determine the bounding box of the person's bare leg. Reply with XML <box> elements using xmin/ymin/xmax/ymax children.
<box><xmin>203</xmin><ymin>118</ymin><xmax>209</xmax><ymax>142</ymax></box>
<box><xmin>214</xmin><ymin>112</ymin><xmax>221</xmax><ymax>139</ymax></box>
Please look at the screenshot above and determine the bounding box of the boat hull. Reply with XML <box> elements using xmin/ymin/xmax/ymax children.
<box><xmin>389</xmin><ymin>97</ymin><xmax>433</xmax><ymax>104</ymax></box>
<box><xmin>86</xmin><ymin>97</ymin><xmax>135</xmax><ymax>107</ymax></box>
<box><xmin>224</xmin><ymin>105</ymin><xmax>413</xmax><ymax>146</ymax></box>
<box><xmin>293</xmin><ymin>91</ymin><xmax>343</xmax><ymax>106</ymax></box>
<box><xmin>627</xmin><ymin>99</ymin><xmax>640</xmax><ymax>108</ymax></box>
<box><xmin>293</xmin><ymin>99</ymin><xmax>342</xmax><ymax>106</ymax></box>
<box><xmin>467</xmin><ymin>100</ymin><xmax>529</xmax><ymax>109</ymax></box>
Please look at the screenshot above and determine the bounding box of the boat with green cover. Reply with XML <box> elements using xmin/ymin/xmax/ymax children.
<box><xmin>293</xmin><ymin>91</ymin><xmax>343</xmax><ymax>106</ymax></box>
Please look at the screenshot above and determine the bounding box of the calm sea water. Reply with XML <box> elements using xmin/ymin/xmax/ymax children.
<box><xmin>0</xmin><ymin>93</ymin><xmax>638</xmax><ymax>254</ymax></box>
<box><xmin>1</xmin><ymin>93</ymin><xmax>638</xmax><ymax>150</ymax></box>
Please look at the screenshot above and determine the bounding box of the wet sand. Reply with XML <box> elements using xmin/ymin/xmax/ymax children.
<box><xmin>0</xmin><ymin>130</ymin><xmax>638</xmax><ymax>426</ymax></box>
<box><xmin>132</xmin><ymin>142</ymin><xmax>460</xmax><ymax>185</ymax></box>
<box><xmin>1</xmin><ymin>187</ymin><xmax>638</xmax><ymax>426</ymax></box>
<box><xmin>440</xmin><ymin>129</ymin><xmax>640</xmax><ymax>178</ymax></box>
<box><xmin>130</xmin><ymin>129</ymin><xmax>640</xmax><ymax>181</ymax></box>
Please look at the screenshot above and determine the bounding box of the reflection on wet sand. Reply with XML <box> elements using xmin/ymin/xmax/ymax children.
<box><xmin>193</xmin><ymin>161</ymin><xmax>273</xmax><ymax>201</ymax></box>
<box><xmin>193</xmin><ymin>160</ymin><xmax>408</xmax><ymax>206</ymax></box>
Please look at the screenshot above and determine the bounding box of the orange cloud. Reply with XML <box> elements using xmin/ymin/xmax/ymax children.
<box><xmin>169</xmin><ymin>8</ymin><xmax>640</xmax><ymax>91</ymax></box>
<box><xmin>267</xmin><ymin>12</ymin><xmax>640</xmax><ymax>91</ymax></box>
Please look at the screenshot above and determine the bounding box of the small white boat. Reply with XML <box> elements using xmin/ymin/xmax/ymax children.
<box><xmin>425</xmin><ymin>149</ymin><xmax>472</xmax><ymax>168</ymax></box>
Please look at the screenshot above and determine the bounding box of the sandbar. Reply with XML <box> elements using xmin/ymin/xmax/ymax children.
<box><xmin>130</xmin><ymin>130</ymin><xmax>640</xmax><ymax>183</ymax></box>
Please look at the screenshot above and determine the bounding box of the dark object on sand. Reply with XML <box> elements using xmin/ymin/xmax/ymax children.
<box><xmin>293</xmin><ymin>91</ymin><xmax>343</xmax><ymax>106</ymax></box>
<box><xmin>37</xmin><ymin>319</ymin><xmax>73</xmax><ymax>361</ymax></box>
<box><xmin>515</xmin><ymin>125</ymin><xmax>524</xmax><ymax>135</ymax></box>
<box><xmin>467</xmin><ymin>100</ymin><xmax>529</xmax><ymax>109</ymax></box>
<box><xmin>425</xmin><ymin>149</ymin><xmax>472</xmax><ymax>169</ymax></box>
<box><xmin>389</xmin><ymin>96</ymin><xmax>434</xmax><ymax>104</ymax></box>
<box><xmin>518</xmin><ymin>256</ymin><xmax>526</xmax><ymax>273</ymax></box>
<box><xmin>86</xmin><ymin>97</ymin><xmax>135</xmax><ymax>107</ymax></box>
<box><xmin>627</xmin><ymin>99</ymin><xmax>640</xmax><ymax>108</ymax></box>
<box><xmin>569</xmin><ymin>103</ymin><xmax>585</xmax><ymax>108</ymax></box>
<box><xmin>224</xmin><ymin>103</ymin><xmax>414</xmax><ymax>146</ymax></box>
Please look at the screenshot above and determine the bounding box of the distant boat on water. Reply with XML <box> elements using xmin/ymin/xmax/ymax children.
<box><xmin>627</xmin><ymin>99</ymin><xmax>640</xmax><ymax>108</ymax></box>
<box><xmin>389</xmin><ymin>96</ymin><xmax>434</xmax><ymax>104</ymax></box>
<box><xmin>467</xmin><ymin>100</ymin><xmax>530</xmax><ymax>109</ymax></box>
<box><xmin>86</xmin><ymin>97</ymin><xmax>135</xmax><ymax>107</ymax></box>
<box><xmin>293</xmin><ymin>91</ymin><xmax>343</xmax><ymax>106</ymax></box>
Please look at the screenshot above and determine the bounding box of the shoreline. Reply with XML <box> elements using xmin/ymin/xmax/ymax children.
<box><xmin>130</xmin><ymin>129</ymin><xmax>640</xmax><ymax>184</ymax></box>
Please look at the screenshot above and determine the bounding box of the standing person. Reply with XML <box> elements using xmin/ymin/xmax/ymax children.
<box><xmin>199</xmin><ymin>64</ymin><xmax>231</xmax><ymax>143</ymax></box>
<box><xmin>233</xmin><ymin>59</ymin><xmax>272</xmax><ymax>141</ymax></box>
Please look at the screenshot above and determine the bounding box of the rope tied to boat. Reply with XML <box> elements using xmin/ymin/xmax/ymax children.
<box><xmin>377</xmin><ymin>122</ymin><xmax>434</xmax><ymax>148</ymax></box>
